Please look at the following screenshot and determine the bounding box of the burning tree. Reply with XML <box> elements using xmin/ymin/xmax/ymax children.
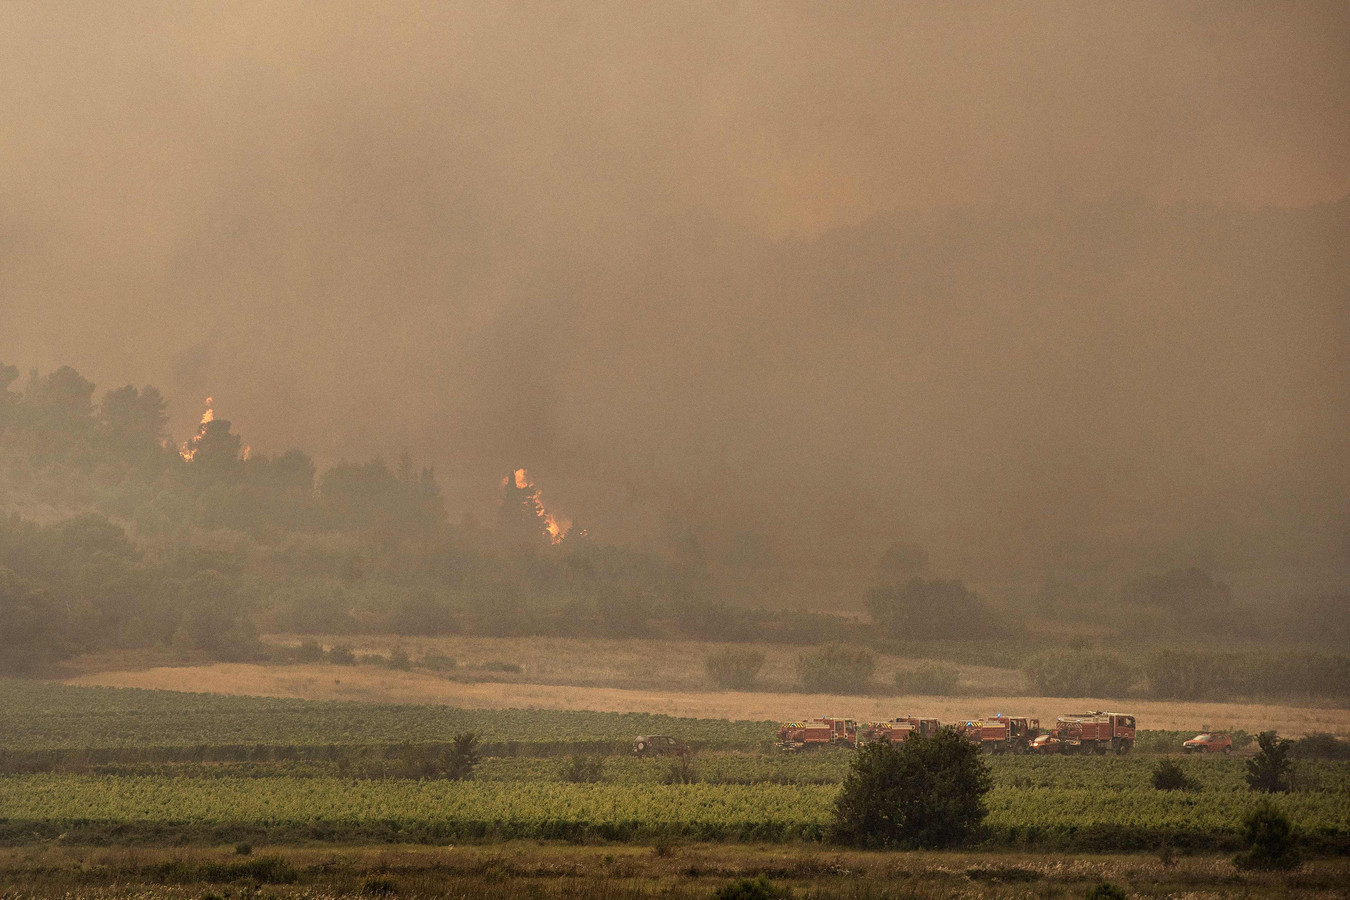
<box><xmin>500</xmin><ymin>468</ymin><xmax>572</xmax><ymax>545</ymax></box>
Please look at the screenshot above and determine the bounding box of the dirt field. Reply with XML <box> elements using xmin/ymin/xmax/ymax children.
<box><xmin>66</xmin><ymin>661</ymin><xmax>1350</xmax><ymax>735</ymax></box>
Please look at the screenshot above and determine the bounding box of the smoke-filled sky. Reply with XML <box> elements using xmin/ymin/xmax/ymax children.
<box><xmin>2</xmin><ymin>2</ymin><xmax>1348</xmax><ymax>595</ymax></box>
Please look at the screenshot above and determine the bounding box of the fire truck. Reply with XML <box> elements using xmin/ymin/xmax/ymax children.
<box><xmin>776</xmin><ymin>717</ymin><xmax>859</xmax><ymax>750</ymax></box>
<box><xmin>956</xmin><ymin>714</ymin><xmax>1042</xmax><ymax>754</ymax></box>
<box><xmin>1036</xmin><ymin>711</ymin><xmax>1136</xmax><ymax>755</ymax></box>
<box><xmin>858</xmin><ymin>715</ymin><xmax>943</xmax><ymax>746</ymax></box>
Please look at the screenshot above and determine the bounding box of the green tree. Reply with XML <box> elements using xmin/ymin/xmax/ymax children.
<box><xmin>1233</xmin><ymin>800</ymin><xmax>1301</xmax><ymax>870</ymax></box>
<box><xmin>831</xmin><ymin>727</ymin><xmax>991</xmax><ymax>849</ymax></box>
<box><xmin>97</xmin><ymin>384</ymin><xmax>169</xmax><ymax>459</ymax></box>
<box><xmin>444</xmin><ymin>731</ymin><xmax>481</xmax><ymax>780</ymax></box>
<box><xmin>865</xmin><ymin>577</ymin><xmax>993</xmax><ymax>640</ymax></box>
<box><xmin>0</xmin><ymin>361</ymin><xmax>19</xmax><ymax>433</ymax></box>
<box><xmin>1246</xmin><ymin>731</ymin><xmax>1293</xmax><ymax>793</ymax></box>
<box><xmin>797</xmin><ymin>643</ymin><xmax>875</xmax><ymax>694</ymax></box>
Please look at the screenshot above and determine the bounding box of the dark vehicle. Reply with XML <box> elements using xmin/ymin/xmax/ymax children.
<box><xmin>633</xmin><ymin>735</ymin><xmax>688</xmax><ymax>756</ymax></box>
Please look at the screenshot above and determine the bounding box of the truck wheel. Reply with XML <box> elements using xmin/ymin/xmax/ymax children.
<box><xmin>1115</xmin><ymin>741</ymin><xmax>1130</xmax><ymax>756</ymax></box>
<box><xmin>1095</xmin><ymin>743</ymin><xmax>1108</xmax><ymax>755</ymax></box>
<box><xmin>1223</xmin><ymin>746</ymin><xmax>1232</xmax><ymax>755</ymax></box>
<box><xmin>636</xmin><ymin>741</ymin><xmax>647</xmax><ymax>754</ymax></box>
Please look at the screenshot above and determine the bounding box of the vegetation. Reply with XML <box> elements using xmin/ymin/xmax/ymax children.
<box><xmin>865</xmin><ymin>577</ymin><xmax>1003</xmax><ymax>640</ymax></box>
<box><xmin>831</xmin><ymin>727</ymin><xmax>991</xmax><ymax>849</ymax></box>
<box><xmin>1247</xmin><ymin>731</ymin><xmax>1294</xmax><ymax>793</ymax></box>
<box><xmin>705</xmin><ymin>647</ymin><xmax>766</xmax><ymax>690</ymax></box>
<box><xmin>893</xmin><ymin>662</ymin><xmax>961</xmax><ymax>695</ymax></box>
<box><xmin>1233</xmin><ymin>800</ymin><xmax>1301</xmax><ymax>871</ymax></box>
<box><xmin>1151</xmin><ymin>759</ymin><xmax>1199</xmax><ymax>792</ymax></box>
<box><xmin>795</xmin><ymin>643</ymin><xmax>875</xmax><ymax>694</ymax></box>
<box><xmin>1022</xmin><ymin>649</ymin><xmax>1135</xmax><ymax>698</ymax></box>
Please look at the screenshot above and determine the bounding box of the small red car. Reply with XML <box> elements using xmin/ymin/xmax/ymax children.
<box><xmin>1183</xmin><ymin>732</ymin><xmax>1233</xmax><ymax>754</ymax></box>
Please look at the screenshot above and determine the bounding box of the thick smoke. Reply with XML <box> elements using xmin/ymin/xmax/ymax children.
<box><xmin>1</xmin><ymin>2</ymin><xmax>1347</xmax><ymax>603</ymax></box>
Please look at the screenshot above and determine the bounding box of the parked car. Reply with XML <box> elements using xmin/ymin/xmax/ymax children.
<box><xmin>1183</xmin><ymin>732</ymin><xmax>1233</xmax><ymax>754</ymax></box>
<box><xmin>633</xmin><ymin>735</ymin><xmax>688</xmax><ymax>757</ymax></box>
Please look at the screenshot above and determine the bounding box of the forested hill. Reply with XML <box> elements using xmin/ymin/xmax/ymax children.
<box><xmin>0</xmin><ymin>363</ymin><xmax>772</xmax><ymax>673</ymax></box>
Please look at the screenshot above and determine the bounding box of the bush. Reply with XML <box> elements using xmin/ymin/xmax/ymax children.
<box><xmin>1233</xmin><ymin>800</ymin><xmax>1301</xmax><ymax>870</ymax></box>
<box><xmin>1292</xmin><ymin>732</ymin><xmax>1350</xmax><ymax>760</ymax></box>
<box><xmin>293</xmin><ymin>639</ymin><xmax>325</xmax><ymax>663</ymax></box>
<box><xmin>1246</xmin><ymin>731</ymin><xmax>1293</xmax><ymax>793</ymax></box>
<box><xmin>663</xmin><ymin>755</ymin><xmax>698</xmax><ymax>785</ymax></box>
<box><xmin>1151</xmin><ymin>759</ymin><xmax>1199</xmax><ymax>792</ymax></box>
<box><xmin>705</xmin><ymin>647</ymin><xmax>765</xmax><ymax>690</ymax></box>
<box><xmin>445</xmin><ymin>732</ymin><xmax>480</xmax><ymax>780</ymax></box>
<box><xmin>894</xmin><ymin>662</ymin><xmax>960</xmax><ymax>695</ymax></box>
<box><xmin>561</xmin><ymin>754</ymin><xmax>606</xmax><ymax>783</ymax></box>
<box><xmin>797</xmin><ymin>643</ymin><xmax>875</xmax><ymax>694</ymax></box>
<box><xmin>1084</xmin><ymin>883</ymin><xmax>1127</xmax><ymax>900</ymax></box>
<box><xmin>831</xmin><ymin>726</ymin><xmax>991</xmax><ymax>849</ymax></box>
<box><xmin>1022</xmin><ymin>649</ymin><xmax>1135</xmax><ymax>698</ymax></box>
<box><xmin>420</xmin><ymin>651</ymin><xmax>456</xmax><ymax>671</ymax></box>
<box><xmin>386</xmin><ymin>647</ymin><xmax>412</xmax><ymax>671</ymax></box>
<box><xmin>327</xmin><ymin>644</ymin><xmax>357</xmax><ymax>665</ymax></box>
<box><xmin>712</xmin><ymin>875</ymin><xmax>791</xmax><ymax>900</ymax></box>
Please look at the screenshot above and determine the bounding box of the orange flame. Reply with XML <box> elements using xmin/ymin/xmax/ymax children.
<box><xmin>179</xmin><ymin>397</ymin><xmax>215</xmax><ymax>461</ymax></box>
<box><xmin>511</xmin><ymin>467</ymin><xmax>571</xmax><ymax>544</ymax></box>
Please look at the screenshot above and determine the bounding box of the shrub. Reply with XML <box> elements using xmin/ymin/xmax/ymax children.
<box><xmin>444</xmin><ymin>732</ymin><xmax>480</xmax><ymax>780</ymax></box>
<box><xmin>420</xmin><ymin>652</ymin><xmax>456</xmax><ymax>671</ymax></box>
<box><xmin>712</xmin><ymin>875</ymin><xmax>790</xmax><ymax>900</ymax></box>
<box><xmin>894</xmin><ymin>662</ymin><xmax>960</xmax><ymax>695</ymax></box>
<box><xmin>1151</xmin><ymin>759</ymin><xmax>1199</xmax><ymax>792</ymax></box>
<box><xmin>831</xmin><ymin>726</ymin><xmax>991</xmax><ymax>849</ymax></box>
<box><xmin>1084</xmin><ymin>883</ymin><xmax>1127</xmax><ymax>900</ymax></box>
<box><xmin>1233</xmin><ymin>800</ymin><xmax>1301</xmax><ymax>871</ymax></box>
<box><xmin>663</xmin><ymin>755</ymin><xmax>698</xmax><ymax>785</ymax></box>
<box><xmin>1246</xmin><ymin>731</ymin><xmax>1292</xmax><ymax>793</ymax></box>
<box><xmin>327</xmin><ymin>644</ymin><xmax>357</xmax><ymax>665</ymax></box>
<box><xmin>797</xmin><ymin>643</ymin><xmax>875</xmax><ymax>694</ymax></box>
<box><xmin>386</xmin><ymin>647</ymin><xmax>412</xmax><ymax>671</ymax></box>
<box><xmin>562</xmin><ymin>754</ymin><xmax>606</xmax><ymax>783</ymax></box>
<box><xmin>1022</xmin><ymin>649</ymin><xmax>1135</xmax><ymax>698</ymax></box>
<box><xmin>294</xmin><ymin>639</ymin><xmax>324</xmax><ymax>664</ymax></box>
<box><xmin>705</xmin><ymin>647</ymin><xmax>766</xmax><ymax>690</ymax></box>
<box><xmin>1292</xmin><ymin>732</ymin><xmax>1350</xmax><ymax>760</ymax></box>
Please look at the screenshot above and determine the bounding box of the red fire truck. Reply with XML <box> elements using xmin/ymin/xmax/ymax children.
<box><xmin>776</xmin><ymin>717</ymin><xmax>859</xmax><ymax>750</ymax></box>
<box><xmin>1036</xmin><ymin>711</ymin><xmax>1136</xmax><ymax>755</ymax></box>
<box><xmin>956</xmin><ymin>714</ymin><xmax>1042</xmax><ymax>754</ymax></box>
<box><xmin>858</xmin><ymin>716</ymin><xmax>942</xmax><ymax>746</ymax></box>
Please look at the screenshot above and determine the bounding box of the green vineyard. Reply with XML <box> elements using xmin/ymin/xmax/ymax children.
<box><xmin>2</xmin><ymin>762</ymin><xmax>1348</xmax><ymax>850</ymax></box>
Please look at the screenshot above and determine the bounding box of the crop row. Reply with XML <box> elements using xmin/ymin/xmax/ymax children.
<box><xmin>0</xmin><ymin>680</ymin><xmax>773</xmax><ymax>751</ymax></box>
<box><xmin>2</xmin><ymin>773</ymin><xmax>1347</xmax><ymax>851</ymax></box>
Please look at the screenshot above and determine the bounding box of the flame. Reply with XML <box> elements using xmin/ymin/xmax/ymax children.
<box><xmin>510</xmin><ymin>467</ymin><xmax>571</xmax><ymax>544</ymax></box>
<box><xmin>179</xmin><ymin>397</ymin><xmax>215</xmax><ymax>461</ymax></box>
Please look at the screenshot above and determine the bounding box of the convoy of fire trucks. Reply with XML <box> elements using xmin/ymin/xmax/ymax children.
<box><xmin>776</xmin><ymin>710</ymin><xmax>1136</xmax><ymax>754</ymax></box>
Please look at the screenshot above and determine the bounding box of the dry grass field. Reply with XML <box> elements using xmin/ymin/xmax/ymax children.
<box><xmin>262</xmin><ymin>632</ymin><xmax>1024</xmax><ymax>695</ymax></box>
<box><xmin>67</xmin><ymin>658</ymin><xmax>1350</xmax><ymax>736</ymax></box>
<box><xmin>4</xmin><ymin>841</ymin><xmax>1348</xmax><ymax>899</ymax></box>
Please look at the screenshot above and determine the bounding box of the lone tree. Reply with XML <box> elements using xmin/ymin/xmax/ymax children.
<box><xmin>443</xmin><ymin>732</ymin><xmax>481</xmax><ymax>780</ymax></box>
<box><xmin>831</xmin><ymin>727</ymin><xmax>991</xmax><ymax>849</ymax></box>
<box><xmin>1246</xmin><ymin>731</ymin><xmax>1293</xmax><ymax>793</ymax></box>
